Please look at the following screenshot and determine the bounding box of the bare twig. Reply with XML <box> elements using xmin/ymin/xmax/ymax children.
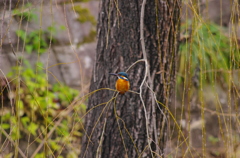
<box><xmin>96</xmin><ymin>118</ymin><xmax>107</xmax><ymax>158</ymax></box>
<box><xmin>126</xmin><ymin>59</ymin><xmax>145</xmax><ymax>72</ymax></box>
<box><xmin>30</xmin><ymin>117</ymin><xmax>62</xmax><ymax>158</ymax></box>
<box><xmin>0</xmin><ymin>127</ymin><xmax>27</xmax><ymax>158</ymax></box>
<box><xmin>139</xmin><ymin>0</ymin><xmax>156</xmax><ymax>156</ymax></box>
<box><xmin>63</xmin><ymin>2</ymin><xmax>84</xmax><ymax>92</ymax></box>
<box><xmin>82</xmin><ymin>97</ymin><xmax>115</xmax><ymax>157</ymax></box>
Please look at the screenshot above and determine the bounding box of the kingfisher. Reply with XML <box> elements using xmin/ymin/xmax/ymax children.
<box><xmin>109</xmin><ymin>72</ymin><xmax>130</xmax><ymax>94</ymax></box>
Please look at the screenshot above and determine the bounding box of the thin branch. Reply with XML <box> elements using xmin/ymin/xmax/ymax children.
<box><xmin>126</xmin><ymin>59</ymin><xmax>145</xmax><ymax>72</ymax></box>
<box><xmin>30</xmin><ymin>117</ymin><xmax>62</xmax><ymax>158</ymax></box>
<box><xmin>96</xmin><ymin>118</ymin><xmax>107</xmax><ymax>158</ymax></box>
<box><xmin>139</xmin><ymin>0</ymin><xmax>155</xmax><ymax>156</ymax></box>
<box><xmin>0</xmin><ymin>127</ymin><xmax>27</xmax><ymax>158</ymax></box>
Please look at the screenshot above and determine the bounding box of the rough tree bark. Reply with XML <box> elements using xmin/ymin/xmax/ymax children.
<box><xmin>80</xmin><ymin>0</ymin><xmax>180</xmax><ymax>157</ymax></box>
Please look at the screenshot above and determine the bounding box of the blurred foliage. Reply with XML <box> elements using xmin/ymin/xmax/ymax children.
<box><xmin>16</xmin><ymin>29</ymin><xmax>48</xmax><ymax>54</ymax></box>
<box><xmin>79</xmin><ymin>29</ymin><xmax>96</xmax><ymax>45</ymax></box>
<box><xmin>73</xmin><ymin>3</ymin><xmax>97</xmax><ymax>46</ymax></box>
<box><xmin>15</xmin><ymin>23</ymin><xmax>66</xmax><ymax>54</ymax></box>
<box><xmin>73</xmin><ymin>0</ymin><xmax>90</xmax><ymax>2</ymax></box>
<box><xmin>12</xmin><ymin>3</ymin><xmax>38</xmax><ymax>22</ymax></box>
<box><xmin>177</xmin><ymin>21</ymin><xmax>239</xmax><ymax>88</ymax></box>
<box><xmin>2</xmin><ymin>2</ymin><xmax>96</xmax><ymax>156</ymax></box>
<box><xmin>74</xmin><ymin>5</ymin><xmax>96</xmax><ymax>25</ymax></box>
<box><xmin>14</xmin><ymin>3</ymin><xmax>48</xmax><ymax>54</ymax></box>
<box><xmin>0</xmin><ymin>61</ymin><xmax>86</xmax><ymax>157</ymax></box>
<box><xmin>13</xmin><ymin>3</ymin><xmax>66</xmax><ymax>54</ymax></box>
<box><xmin>208</xmin><ymin>135</ymin><xmax>220</xmax><ymax>145</ymax></box>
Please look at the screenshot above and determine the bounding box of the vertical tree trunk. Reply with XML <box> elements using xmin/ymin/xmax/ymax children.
<box><xmin>80</xmin><ymin>0</ymin><xmax>180</xmax><ymax>157</ymax></box>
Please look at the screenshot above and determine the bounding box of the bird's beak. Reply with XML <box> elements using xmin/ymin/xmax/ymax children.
<box><xmin>109</xmin><ymin>73</ymin><xmax>118</xmax><ymax>76</ymax></box>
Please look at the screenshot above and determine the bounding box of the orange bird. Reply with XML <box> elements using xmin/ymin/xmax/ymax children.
<box><xmin>109</xmin><ymin>72</ymin><xmax>130</xmax><ymax>94</ymax></box>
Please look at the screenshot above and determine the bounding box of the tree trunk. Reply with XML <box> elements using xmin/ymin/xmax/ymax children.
<box><xmin>80</xmin><ymin>0</ymin><xmax>180</xmax><ymax>157</ymax></box>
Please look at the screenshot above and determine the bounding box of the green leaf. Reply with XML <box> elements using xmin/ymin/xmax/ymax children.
<box><xmin>17</xmin><ymin>100</ymin><xmax>24</xmax><ymax>116</ymax></box>
<box><xmin>10</xmin><ymin>125</ymin><xmax>21</xmax><ymax>140</ymax></box>
<box><xmin>27</xmin><ymin>122</ymin><xmax>38</xmax><ymax>136</ymax></box>
<box><xmin>16</xmin><ymin>29</ymin><xmax>26</xmax><ymax>40</ymax></box>
<box><xmin>1</xmin><ymin>123</ymin><xmax>10</xmax><ymax>129</ymax></box>
<box><xmin>25</xmin><ymin>45</ymin><xmax>33</xmax><ymax>53</ymax></box>
<box><xmin>21</xmin><ymin>116</ymin><xmax>30</xmax><ymax>127</ymax></box>
<box><xmin>1</xmin><ymin>113</ymin><xmax>11</xmax><ymax>121</ymax></box>
<box><xmin>60</xmin><ymin>25</ymin><xmax>66</xmax><ymax>30</ymax></box>
<box><xmin>67</xmin><ymin>151</ymin><xmax>78</xmax><ymax>158</ymax></box>
<box><xmin>4</xmin><ymin>153</ymin><xmax>14</xmax><ymax>158</ymax></box>
<box><xmin>49</xmin><ymin>140</ymin><xmax>61</xmax><ymax>150</ymax></box>
<box><xmin>47</xmin><ymin>25</ymin><xmax>57</xmax><ymax>34</ymax></box>
<box><xmin>35</xmin><ymin>153</ymin><xmax>45</xmax><ymax>158</ymax></box>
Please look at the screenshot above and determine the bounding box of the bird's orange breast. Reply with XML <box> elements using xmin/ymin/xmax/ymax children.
<box><xmin>115</xmin><ymin>78</ymin><xmax>130</xmax><ymax>94</ymax></box>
